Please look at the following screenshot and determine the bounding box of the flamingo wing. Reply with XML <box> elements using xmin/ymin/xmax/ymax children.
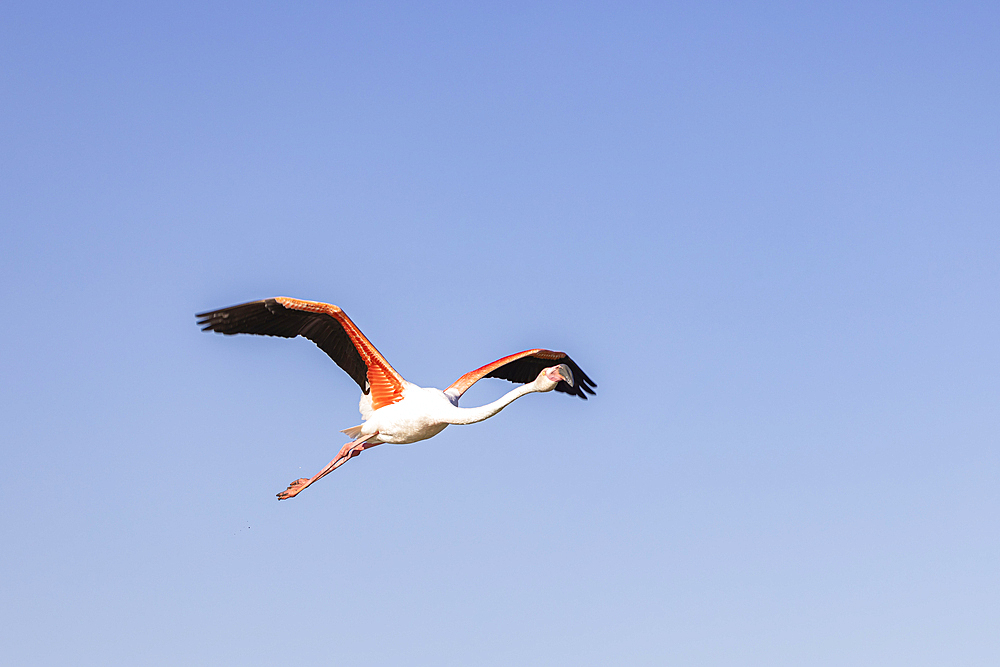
<box><xmin>446</xmin><ymin>349</ymin><xmax>596</xmax><ymax>400</ymax></box>
<box><xmin>196</xmin><ymin>297</ymin><xmax>405</xmax><ymax>410</ymax></box>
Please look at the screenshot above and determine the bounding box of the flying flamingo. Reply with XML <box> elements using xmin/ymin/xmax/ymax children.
<box><xmin>196</xmin><ymin>297</ymin><xmax>596</xmax><ymax>499</ymax></box>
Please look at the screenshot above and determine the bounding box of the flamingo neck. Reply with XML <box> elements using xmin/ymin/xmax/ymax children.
<box><xmin>444</xmin><ymin>383</ymin><xmax>538</xmax><ymax>425</ymax></box>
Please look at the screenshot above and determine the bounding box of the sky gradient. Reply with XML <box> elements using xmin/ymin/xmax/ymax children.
<box><xmin>3</xmin><ymin>2</ymin><xmax>999</xmax><ymax>665</ymax></box>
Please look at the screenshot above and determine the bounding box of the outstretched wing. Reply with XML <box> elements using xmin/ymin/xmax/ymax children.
<box><xmin>196</xmin><ymin>297</ymin><xmax>406</xmax><ymax>410</ymax></box>
<box><xmin>445</xmin><ymin>349</ymin><xmax>596</xmax><ymax>400</ymax></box>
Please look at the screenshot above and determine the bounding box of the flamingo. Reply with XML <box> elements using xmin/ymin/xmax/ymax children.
<box><xmin>196</xmin><ymin>297</ymin><xmax>596</xmax><ymax>499</ymax></box>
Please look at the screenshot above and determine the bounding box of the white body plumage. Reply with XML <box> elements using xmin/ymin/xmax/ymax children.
<box><xmin>354</xmin><ymin>376</ymin><xmax>557</xmax><ymax>444</ymax></box>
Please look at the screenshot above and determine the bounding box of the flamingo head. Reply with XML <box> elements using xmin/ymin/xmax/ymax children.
<box><xmin>537</xmin><ymin>363</ymin><xmax>574</xmax><ymax>392</ymax></box>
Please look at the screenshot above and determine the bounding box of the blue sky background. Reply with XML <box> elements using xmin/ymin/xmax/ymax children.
<box><xmin>2</xmin><ymin>2</ymin><xmax>999</xmax><ymax>665</ymax></box>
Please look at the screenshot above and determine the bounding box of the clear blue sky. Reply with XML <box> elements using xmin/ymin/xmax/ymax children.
<box><xmin>3</xmin><ymin>2</ymin><xmax>998</xmax><ymax>665</ymax></box>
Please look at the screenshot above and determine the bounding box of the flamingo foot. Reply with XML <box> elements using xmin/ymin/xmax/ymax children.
<box><xmin>277</xmin><ymin>478</ymin><xmax>310</xmax><ymax>500</ymax></box>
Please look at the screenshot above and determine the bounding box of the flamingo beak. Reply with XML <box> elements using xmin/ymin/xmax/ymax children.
<box><xmin>546</xmin><ymin>363</ymin><xmax>574</xmax><ymax>387</ymax></box>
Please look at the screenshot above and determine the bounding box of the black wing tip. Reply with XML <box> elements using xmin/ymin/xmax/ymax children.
<box><xmin>196</xmin><ymin>310</ymin><xmax>230</xmax><ymax>332</ymax></box>
<box><xmin>196</xmin><ymin>299</ymin><xmax>280</xmax><ymax>333</ymax></box>
<box><xmin>565</xmin><ymin>358</ymin><xmax>596</xmax><ymax>399</ymax></box>
<box><xmin>196</xmin><ymin>313</ymin><xmax>218</xmax><ymax>331</ymax></box>
<box><xmin>557</xmin><ymin>374</ymin><xmax>596</xmax><ymax>400</ymax></box>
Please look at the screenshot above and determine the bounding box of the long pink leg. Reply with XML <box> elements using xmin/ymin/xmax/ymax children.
<box><xmin>277</xmin><ymin>434</ymin><xmax>380</xmax><ymax>500</ymax></box>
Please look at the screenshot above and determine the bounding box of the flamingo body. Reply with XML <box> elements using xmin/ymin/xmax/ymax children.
<box><xmin>196</xmin><ymin>297</ymin><xmax>595</xmax><ymax>499</ymax></box>
<box><xmin>356</xmin><ymin>384</ymin><xmax>453</xmax><ymax>444</ymax></box>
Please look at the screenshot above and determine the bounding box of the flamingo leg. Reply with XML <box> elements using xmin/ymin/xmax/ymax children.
<box><xmin>277</xmin><ymin>434</ymin><xmax>380</xmax><ymax>500</ymax></box>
